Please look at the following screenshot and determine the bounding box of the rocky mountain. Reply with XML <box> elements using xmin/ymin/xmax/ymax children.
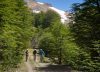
<box><xmin>24</xmin><ymin>0</ymin><xmax>70</xmax><ymax>23</ymax></box>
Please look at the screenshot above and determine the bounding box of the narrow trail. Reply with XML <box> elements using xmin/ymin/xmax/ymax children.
<box><xmin>24</xmin><ymin>49</ymin><xmax>34</xmax><ymax>72</ymax></box>
<box><xmin>24</xmin><ymin>49</ymin><xmax>73</xmax><ymax>72</ymax></box>
<box><xmin>31</xmin><ymin>49</ymin><xmax>72</xmax><ymax>72</ymax></box>
<box><xmin>25</xmin><ymin>61</ymin><xmax>33</xmax><ymax>72</ymax></box>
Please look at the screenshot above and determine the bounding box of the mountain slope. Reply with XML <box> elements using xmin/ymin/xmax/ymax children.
<box><xmin>25</xmin><ymin>0</ymin><xmax>69</xmax><ymax>23</ymax></box>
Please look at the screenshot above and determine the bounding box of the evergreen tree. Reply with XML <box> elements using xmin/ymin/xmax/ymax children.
<box><xmin>70</xmin><ymin>0</ymin><xmax>100</xmax><ymax>71</ymax></box>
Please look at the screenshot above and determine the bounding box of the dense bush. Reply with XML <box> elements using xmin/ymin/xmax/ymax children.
<box><xmin>0</xmin><ymin>0</ymin><xmax>34</xmax><ymax>71</ymax></box>
<box><xmin>33</xmin><ymin>10</ymin><xmax>80</xmax><ymax>65</ymax></box>
<box><xmin>70</xmin><ymin>0</ymin><xmax>100</xmax><ymax>71</ymax></box>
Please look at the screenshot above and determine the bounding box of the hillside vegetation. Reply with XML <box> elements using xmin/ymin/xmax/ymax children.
<box><xmin>0</xmin><ymin>0</ymin><xmax>33</xmax><ymax>71</ymax></box>
<box><xmin>0</xmin><ymin>0</ymin><xmax>100</xmax><ymax>72</ymax></box>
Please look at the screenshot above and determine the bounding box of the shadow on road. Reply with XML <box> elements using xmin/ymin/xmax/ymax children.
<box><xmin>36</xmin><ymin>64</ymin><xmax>71</xmax><ymax>72</ymax></box>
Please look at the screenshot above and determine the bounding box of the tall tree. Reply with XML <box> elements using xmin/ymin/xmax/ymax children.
<box><xmin>70</xmin><ymin>0</ymin><xmax>100</xmax><ymax>71</ymax></box>
<box><xmin>0</xmin><ymin>0</ymin><xmax>34</xmax><ymax>71</ymax></box>
<box><xmin>33</xmin><ymin>10</ymin><xmax>79</xmax><ymax>65</ymax></box>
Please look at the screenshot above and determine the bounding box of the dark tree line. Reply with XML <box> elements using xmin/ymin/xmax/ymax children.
<box><xmin>70</xmin><ymin>0</ymin><xmax>100</xmax><ymax>71</ymax></box>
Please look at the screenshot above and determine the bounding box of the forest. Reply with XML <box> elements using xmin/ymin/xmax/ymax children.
<box><xmin>0</xmin><ymin>0</ymin><xmax>100</xmax><ymax>72</ymax></box>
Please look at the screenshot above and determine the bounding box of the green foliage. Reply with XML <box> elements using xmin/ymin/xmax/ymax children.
<box><xmin>34</xmin><ymin>10</ymin><xmax>60</xmax><ymax>29</ymax></box>
<box><xmin>0</xmin><ymin>0</ymin><xmax>34</xmax><ymax>71</ymax></box>
<box><xmin>70</xmin><ymin>0</ymin><xmax>100</xmax><ymax>71</ymax></box>
<box><xmin>33</xmin><ymin>10</ymin><xmax>80</xmax><ymax>65</ymax></box>
<box><xmin>39</xmin><ymin>32</ymin><xmax>56</xmax><ymax>58</ymax></box>
<box><xmin>32</xmin><ymin>1</ymin><xmax>100</xmax><ymax>71</ymax></box>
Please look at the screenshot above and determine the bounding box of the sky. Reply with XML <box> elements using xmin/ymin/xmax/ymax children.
<box><xmin>37</xmin><ymin>0</ymin><xmax>83</xmax><ymax>11</ymax></box>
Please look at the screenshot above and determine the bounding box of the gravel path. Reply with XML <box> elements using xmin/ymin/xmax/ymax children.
<box><xmin>25</xmin><ymin>49</ymin><xmax>72</xmax><ymax>72</ymax></box>
<box><xmin>33</xmin><ymin>53</ymin><xmax>71</xmax><ymax>72</ymax></box>
<box><xmin>25</xmin><ymin>61</ymin><xmax>33</xmax><ymax>72</ymax></box>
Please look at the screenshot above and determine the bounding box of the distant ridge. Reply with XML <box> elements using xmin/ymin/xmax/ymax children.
<box><xmin>25</xmin><ymin>0</ymin><xmax>70</xmax><ymax>23</ymax></box>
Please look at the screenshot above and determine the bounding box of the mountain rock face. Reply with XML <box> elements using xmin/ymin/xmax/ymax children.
<box><xmin>25</xmin><ymin>0</ymin><xmax>70</xmax><ymax>23</ymax></box>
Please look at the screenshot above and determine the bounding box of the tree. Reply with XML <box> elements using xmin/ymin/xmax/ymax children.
<box><xmin>0</xmin><ymin>0</ymin><xmax>34</xmax><ymax>71</ymax></box>
<box><xmin>33</xmin><ymin>10</ymin><xmax>80</xmax><ymax>65</ymax></box>
<box><xmin>34</xmin><ymin>10</ymin><xmax>60</xmax><ymax>29</ymax></box>
<box><xmin>70</xmin><ymin>0</ymin><xmax>100</xmax><ymax>71</ymax></box>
